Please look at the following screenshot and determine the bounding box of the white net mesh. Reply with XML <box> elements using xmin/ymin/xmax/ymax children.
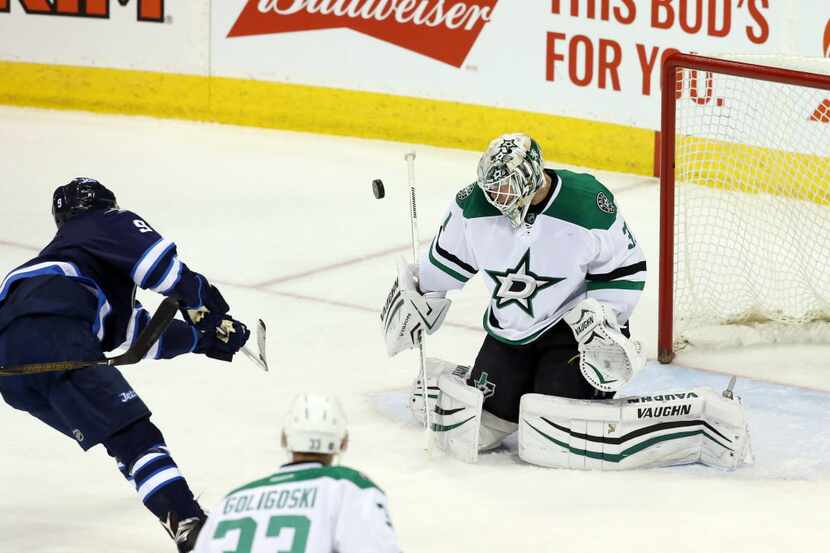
<box><xmin>673</xmin><ymin>54</ymin><xmax>830</xmax><ymax>350</ymax></box>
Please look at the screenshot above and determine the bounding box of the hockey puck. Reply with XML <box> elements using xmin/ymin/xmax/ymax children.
<box><xmin>372</xmin><ymin>179</ymin><xmax>385</xmax><ymax>199</ymax></box>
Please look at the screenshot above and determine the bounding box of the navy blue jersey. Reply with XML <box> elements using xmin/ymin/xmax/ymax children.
<box><xmin>0</xmin><ymin>209</ymin><xmax>206</xmax><ymax>354</ymax></box>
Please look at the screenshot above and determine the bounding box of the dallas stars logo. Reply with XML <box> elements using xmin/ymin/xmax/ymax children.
<box><xmin>484</xmin><ymin>249</ymin><xmax>563</xmax><ymax>317</ymax></box>
<box><xmin>474</xmin><ymin>372</ymin><xmax>496</xmax><ymax>399</ymax></box>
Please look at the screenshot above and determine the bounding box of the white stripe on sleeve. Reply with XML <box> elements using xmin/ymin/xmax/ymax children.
<box><xmin>150</xmin><ymin>257</ymin><xmax>182</xmax><ymax>294</ymax></box>
<box><xmin>95</xmin><ymin>300</ymin><xmax>112</xmax><ymax>341</ymax></box>
<box><xmin>130</xmin><ymin>452</ymin><xmax>167</xmax><ymax>475</ymax></box>
<box><xmin>132</xmin><ymin>238</ymin><xmax>174</xmax><ymax>287</ymax></box>
<box><xmin>137</xmin><ymin>468</ymin><xmax>183</xmax><ymax>502</ymax></box>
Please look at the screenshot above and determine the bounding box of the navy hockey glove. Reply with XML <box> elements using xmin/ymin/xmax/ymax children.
<box><xmin>194</xmin><ymin>318</ymin><xmax>250</xmax><ymax>362</ymax></box>
<box><xmin>181</xmin><ymin>277</ymin><xmax>231</xmax><ymax>332</ymax></box>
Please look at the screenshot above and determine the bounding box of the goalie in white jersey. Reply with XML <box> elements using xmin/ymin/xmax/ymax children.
<box><xmin>194</xmin><ymin>394</ymin><xmax>400</xmax><ymax>553</ymax></box>
<box><xmin>382</xmin><ymin>133</ymin><xmax>752</xmax><ymax>470</ymax></box>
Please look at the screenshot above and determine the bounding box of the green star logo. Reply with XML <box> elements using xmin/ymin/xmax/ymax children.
<box><xmin>484</xmin><ymin>249</ymin><xmax>563</xmax><ymax>317</ymax></box>
<box><xmin>474</xmin><ymin>372</ymin><xmax>496</xmax><ymax>399</ymax></box>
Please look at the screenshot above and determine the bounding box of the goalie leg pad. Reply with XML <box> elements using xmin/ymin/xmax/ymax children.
<box><xmin>410</xmin><ymin>358</ymin><xmax>462</xmax><ymax>425</ymax></box>
<box><xmin>433</xmin><ymin>368</ymin><xmax>483</xmax><ymax>463</ymax></box>
<box><xmin>518</xmin><ymin>388</ymin><xmax>751</xmax><ymax>470</ymax></box>
<box><xmin>698</xmin><ymin>389</ymin><xmax>753</xmax><ymax>468</ymax></box>
<box><xmin>479</xmin><ymin>410</ymin><xmax>518</xmax><ymax>452</ymax></box>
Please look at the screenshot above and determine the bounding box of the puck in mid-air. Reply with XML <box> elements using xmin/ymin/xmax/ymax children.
<box><xmin>372</xmin><ymin>179</ymin><xmax>385</xmax><ymax>199</ymax></box>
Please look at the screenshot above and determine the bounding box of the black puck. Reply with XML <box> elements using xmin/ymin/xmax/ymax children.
<box><xmin>372</xmin><ymin>179</ymin><xmax>385</xmax><ymax>199</ymax></box>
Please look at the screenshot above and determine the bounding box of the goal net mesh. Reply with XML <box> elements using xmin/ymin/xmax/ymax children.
<box><xmin>672</xmin><ymin>55</ymin><xmax>830</xmax><ymax>350</ymax></box>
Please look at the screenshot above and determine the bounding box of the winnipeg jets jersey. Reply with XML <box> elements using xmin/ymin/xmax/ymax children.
<box><xmin>420</xmin><ymin>169</ymin><xmax>646</xmax><ymax>344</ymax></box>
<box><xmin>0</xmin><ymin>208</ymin><xmax>206</xmax><ymax>358</ymax></box>
<box><xmin>194</xmin><ymin>462</ymin><xmax>400</xmax><ymax>553</ymax></box>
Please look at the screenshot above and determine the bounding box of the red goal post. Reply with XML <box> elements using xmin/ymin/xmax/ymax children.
<box><xmin>658</xmin><ymin>52</ymin><xmax>830</xmax><ymax>363</ymax></box>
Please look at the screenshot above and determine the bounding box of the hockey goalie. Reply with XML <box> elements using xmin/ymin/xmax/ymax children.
<box><xmin>380</xmin><ymin>133</ymin><xmax>752</xmax><ymax>470</ymax></box>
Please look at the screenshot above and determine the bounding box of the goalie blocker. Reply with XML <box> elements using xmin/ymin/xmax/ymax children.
<box><xmin>427</xmin><ymin>360</ymin><xmax>752</xmax><ymax>470</ymax></box>
<box><xmin>381</xmin><ymin>258</ymin><xmax>451</xmax><ymax>357</ymax></box>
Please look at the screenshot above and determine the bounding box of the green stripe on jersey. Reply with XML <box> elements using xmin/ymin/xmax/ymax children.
<box><xmin>586</xmin><ymin>280</ymin><xmax>645</xmax><ymax>291</ymax></box>
<box><xmin>429</xmin><ymin>245</ymin><xmax>470</xmax><ymax>283</ymax></box>
<box><xmin>228</xmin><ymin>466</ymin><xmax>382</xmax><ymax>497</ymax></box>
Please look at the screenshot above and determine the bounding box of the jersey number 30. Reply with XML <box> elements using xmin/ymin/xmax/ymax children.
<box><xmin>212</xmin><ymin>515</ymin><xmax>310</xmax><ymax>553</ymax></box>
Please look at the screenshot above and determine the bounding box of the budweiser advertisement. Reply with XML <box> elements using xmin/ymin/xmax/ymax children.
<box><xmin>227</xmin><ymin>0</ymin><xmax>498</xmax><ymax>67</ymax></box>
<box><xmin>0</xmin><ymin>0</ymin><xmax>164</xmax><ymax>21</ymax></box>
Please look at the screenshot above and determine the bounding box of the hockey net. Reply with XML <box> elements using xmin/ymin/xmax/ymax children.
<box><xmin>658</xmin><ymin>53</ymin><xmax>830</xmax><ymax>363</ymax></box>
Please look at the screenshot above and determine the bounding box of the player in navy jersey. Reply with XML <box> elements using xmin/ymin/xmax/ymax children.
<box><xmin>0</xmin><ymin>178</ymin><xmax>250</xmax><ymax>552</ymax></box>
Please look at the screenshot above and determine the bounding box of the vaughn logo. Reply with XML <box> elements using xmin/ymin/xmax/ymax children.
<box><xmin>637</xmin><ymin>404</ymin><xmax>693</xmax><ymax>419</ymax></box>
<box><xmin>0</xmin><ymin>0</ymin><xmax>164</xmax><ymax>22</ymax></box>
<box><xmin>626</xmin><ymin>392</ymin><xmax>698</xmax><ymax>404</ymax></box>
<box><xmin>810</xmin><ymin>18</ymin><xmax>830</xmax><ymax>123</ymax></box>
<box><xmin>228</xmin><ymin>0</ymin><xmax>498</xmax><ymax>67</ymax></box>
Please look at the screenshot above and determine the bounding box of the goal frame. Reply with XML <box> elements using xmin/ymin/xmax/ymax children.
<box><xmin>657</xmin><ymin>52</ymin><xmax>830</xmax><ymax>363</ymax></box>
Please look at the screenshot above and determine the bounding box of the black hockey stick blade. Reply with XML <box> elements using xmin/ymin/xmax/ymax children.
<box><xmin>0</xmin><ymin>296</ymin><xmax>180</xmax><ymax>376</ymax></box>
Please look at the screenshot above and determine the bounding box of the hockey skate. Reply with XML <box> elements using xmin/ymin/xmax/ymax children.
<box><xmin>162</xmin><ymin>510</ymin><xmax>207</xmax><ymax>553</ymax></box>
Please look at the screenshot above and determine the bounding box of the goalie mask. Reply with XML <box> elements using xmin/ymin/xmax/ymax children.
<box><xmin>476</xmin><ymin>133</ymin><xmax>546</xmax><ymax>228</ymax></box>
<box><xmin>281</xmin><ymin>394</ymin><xmax>348</xmax><ymax>455</ymax></box>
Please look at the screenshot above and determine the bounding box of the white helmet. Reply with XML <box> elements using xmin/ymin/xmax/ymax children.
<box><xmin>476</xmin><ymin>133</ymin><xmax>546</xmax><ymax>228</ymax></box>
<box><xmin>282</xmin><ymin>394</ymin><xmax>348</xmax><ymax>455</ymax></box>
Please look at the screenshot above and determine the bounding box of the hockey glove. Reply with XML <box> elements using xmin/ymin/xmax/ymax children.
<box><xmin>381</xmin><ymin>258</ymin><xmax>451</xmax><ymax>357</ymax></box>
<box><xmin>563</xmin><ymin>298</ymin><xmax>645</xmax><ymax>392</ymax></box>
<box><xmin>181</xmin><ymin>275</ymin><xmax>230</xmax><ymax>332</ymax></box>
<box><xmin>194</xmin><ymin>317</ymin><xmax>250</xmax><ymax>362</ymax></box>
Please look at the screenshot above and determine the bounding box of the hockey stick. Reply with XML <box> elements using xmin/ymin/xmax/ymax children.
<box><xmin>0</xmin><ymin>296</ymin><xmax>180</xmax><ymax>376</ymax></box>
<box><xmin>239</xmin><ymin>319</ymin><xmax>268</xmax><ymax>371</ymax></box>
<box><xmin>405</xmin><ymin>151</ymin><xmax>435</xmax><ymax>451</ymax></box>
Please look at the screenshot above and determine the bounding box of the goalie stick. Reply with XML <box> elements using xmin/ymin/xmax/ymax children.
<box><xmin>0</xmin><ymin>296</ymin><xmax>180</xmax><ymax>376</ymax></box>
<box><xmin>373</xmin><ymin>158</ymin><xmax>434</xmax><ymax>451</ymax></box>
<box><xmin>405</xmin><ymin>151</ymin><xmax>436</xmax><ymax>451</ymax></box>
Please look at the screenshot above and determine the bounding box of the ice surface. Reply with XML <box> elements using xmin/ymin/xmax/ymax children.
<box><xmin>0</xmin><ymin>107</ymin><xmax>827</xmax><ymax>553</ymax></box>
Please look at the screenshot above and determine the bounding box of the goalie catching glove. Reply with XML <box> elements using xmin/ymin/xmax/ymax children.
<box><xmin>563</xmin><ymin>298</ymin><xmax>645</xmax><ymax>392</ymax></box>
<box><xmin>381</xmin><ymin>258</ymin><xmax>451</xmax><ymax>357</ymax></box>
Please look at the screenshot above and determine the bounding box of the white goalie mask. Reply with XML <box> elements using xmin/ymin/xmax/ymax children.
<box><xmin>476</xmin><ymin>133</ymin><xmax>546</xmax><ymax>228</ymax></box>
<box><xmin>282</xmin><ymin>394</ymin><xmax>348</xmax><ymax>455</ymax></box>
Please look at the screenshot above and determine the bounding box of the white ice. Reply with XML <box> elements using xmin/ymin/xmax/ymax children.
<box><xmin>1</xmin><ymin>107</ymin><xmax>828</xmax><ymax>553</ymax></box>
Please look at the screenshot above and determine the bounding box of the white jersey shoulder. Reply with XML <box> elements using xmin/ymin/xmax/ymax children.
<box><xmin>194</xmin><ymin>463</ymin><xmax>400</xmax><ymax>553</ymax></box>
<box><xmin>419</xmin><ymin>169</ymin><xmax>647</xmax><ymax>344</ymax></box>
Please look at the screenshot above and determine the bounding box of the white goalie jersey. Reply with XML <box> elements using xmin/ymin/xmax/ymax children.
<box><xmin>194</xmin><ymin>462</ymin><xmax>400</xmax><ymax>553</ymax></box>
<box><xmin>420</xmin><ymin>169</ymin><xmax>646</xmax><ymax>344</ymax></box>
